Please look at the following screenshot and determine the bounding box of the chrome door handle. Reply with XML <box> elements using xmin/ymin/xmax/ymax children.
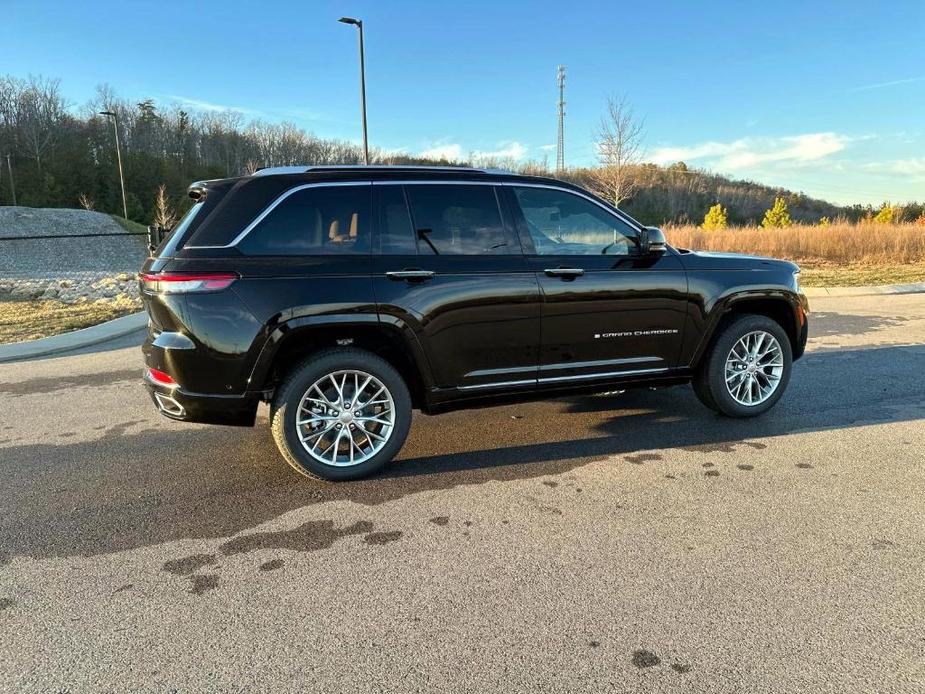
<box><xmin>386</xmin><ymin>270</ymin><xmax>436</xmax><ymax>281</ymax></box>
<box><xmin>544</xmin><ymin>267</ymin><xmax>584</xmax><ymax>278</ymax></box>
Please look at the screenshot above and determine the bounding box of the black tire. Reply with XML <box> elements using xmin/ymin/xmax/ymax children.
<box><xmin>694</xmin><ymin>314</ymin><xmax>793</xmax><ymax>418</ymax></box>
<box><xmin>691</xmin><ymin>368</ymin><xmax>720</xmax><ymax>412</ymax></box>
<box><xmin>270</xmin><ymin>347</ymin><xmax>411</xmax><ymax>481</ymax></box>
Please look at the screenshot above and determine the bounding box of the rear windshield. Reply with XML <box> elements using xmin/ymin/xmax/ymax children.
<box><xmin>155</xmin><ymin>202</ymin><xmax>204</xmax><ymax>258</ymax></box>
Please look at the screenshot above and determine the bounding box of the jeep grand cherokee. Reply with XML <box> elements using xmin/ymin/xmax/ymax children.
<box><xmin>140</xmin><ymin>165</ymin><xmax>808</xmax><ymax>480</ymax></box>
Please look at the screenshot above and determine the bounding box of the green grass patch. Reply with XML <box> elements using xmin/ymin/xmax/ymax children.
<box><xmin>109</xmin><ymin>214</ymin><xmax>149</xmax><ymax>235</ymax></box>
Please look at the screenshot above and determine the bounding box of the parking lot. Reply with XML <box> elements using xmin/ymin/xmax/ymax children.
<box><xmin>1</xmin><ymin>293</ymin><xmax>923</xmax><ymax>692</ymax></box>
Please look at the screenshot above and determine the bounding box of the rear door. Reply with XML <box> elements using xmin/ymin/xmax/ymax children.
<box><xmin>504</xmin><ymin>183</ymin><xmax>688</xmax><ymax>384</ymax></box>
<box><xmin>372</xmin><ymin>181</ymin><xmax>541</xmax><ymax>392</ymax></box>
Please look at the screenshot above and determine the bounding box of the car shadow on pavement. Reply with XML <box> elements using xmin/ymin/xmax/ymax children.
<box><xmin>1</xmin><ymin>344</ymin><xmax>923</xmax><ymax>563</ymax></box>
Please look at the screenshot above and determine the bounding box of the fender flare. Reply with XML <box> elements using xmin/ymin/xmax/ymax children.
<box><xmin>690</xmin><ymin>287</ymin><xmax>804</xmax><ymax>368</ymax></box>
<box><xmin>246</xmin><ymin>313</ymin><xmax>436</xmax><ymax>395</ymax></box>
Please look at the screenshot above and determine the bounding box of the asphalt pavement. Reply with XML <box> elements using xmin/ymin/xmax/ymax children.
<box><xmin>1</xmin><ymin>294</ymin><xmax>923</xmax><ymax>693</ymax></box>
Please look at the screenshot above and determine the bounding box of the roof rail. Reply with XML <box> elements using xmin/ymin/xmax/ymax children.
<box><xmin>251</xmin><ymin>164</ymin><xmax>512</xmax><ymax>177</ymax></box>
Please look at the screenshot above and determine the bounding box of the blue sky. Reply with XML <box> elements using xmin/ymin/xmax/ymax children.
<box><xmin>3</xmin><ymin>0</ymin><xmax>924</xmax><ymax>205</ymax></box>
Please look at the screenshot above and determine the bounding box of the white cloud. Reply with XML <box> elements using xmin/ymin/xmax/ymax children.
<box><xmin>848</xmin><ymin>76</ymin><xmax>925</xmax><ymax>92</ymax></box>
<box><xmin>861</xmin><ymin>158</ymin><xmax>925</xmax><ymax>176</ymax></box>
<box><xmin>539</xmin><ymin>144</ymin><xmax>557</xmax><ymax>151</ymax></box>
<box><xmin>650</xmin><ymin>132</ymin><xmax>851</xmax><ymax>171</ymax></box>
<box><xmin>419</xmin><ymin>143</ymin><xmax>464</xmax><ymax>161</ymax></box>
<box><xmin>473</xmin><ymin>141</ymin><xmax>529</xmax><ymax>160</ymax></box>
<box><xmin>168</xmin><ymin>95</ymin><xmax>252</xmax><ymax>114</ymax></box>
<box><xmin>419</xmin><ymin>140</ymin><xmax>530</xmax><ymax>163</ymax></box>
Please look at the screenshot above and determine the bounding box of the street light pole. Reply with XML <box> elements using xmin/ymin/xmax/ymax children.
<box><xmin>338</xmin><ymin>16</ymin><xmax>369</xmax><ymax>165</ymax></box>
<box><xmin>99</xmin><ymin>110</ymin><xmax>128</xmax><ymax>218</ymax></box>
<box><xmin>5</xmin><ymin>154</ymin><xmax>16</xmax><ymax>206</ymax></box>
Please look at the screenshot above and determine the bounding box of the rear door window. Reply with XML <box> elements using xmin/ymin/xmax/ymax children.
<box><xmin>238</xmin><ymin>184</ymin><xmax>371</xmax><ymax>255</ymax></box>
<box><xmin>404</xmin><ymin>184</ymin><xmax>514</xmax><ymax>255</ymax></box>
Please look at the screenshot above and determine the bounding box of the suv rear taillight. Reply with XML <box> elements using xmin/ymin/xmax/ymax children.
<box><xmin>140</xmin><ymin>272</ymin><xmax>237</xmax><ymax>294</ymax></box>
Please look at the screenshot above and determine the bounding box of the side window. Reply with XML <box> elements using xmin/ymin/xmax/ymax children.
<box><xmin>377</xmin><ymin>185</ymin><xmax>417</xmax><ymax>254</ymax></box>
<box><xmin>511</xmin><ymin>186</ymin><xmax>638</xmax><ymax>256</ymax></box>
<box><xmin>404</xmin><ymin>184</ymin><xmax>513</xmax><ymax>255</ymax></box>
<box><xmin>238</xmin><ymin>185</ymin><xmax>370</xmax><ymax>255</ymax></box>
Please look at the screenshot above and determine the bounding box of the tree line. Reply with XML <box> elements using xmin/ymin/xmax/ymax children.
<box><xmin>1</xmin><ymin>74</ymin><xmax>920</xmax><ymax>227</ymax></box>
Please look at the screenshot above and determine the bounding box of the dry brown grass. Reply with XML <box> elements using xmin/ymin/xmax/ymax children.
<box><xmin>665</xmin><ymin>222</ymin><xmax>925</xmax><ymax>266</ymax></box>
<box><xmin>0</xmin><ymin>297</ymin><xmax>139</xmax><ymax>345</ymax></box>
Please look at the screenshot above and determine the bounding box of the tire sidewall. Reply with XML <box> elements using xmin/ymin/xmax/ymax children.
<box><xmin>707</xmin><ymin>316</ymin><xmax>793</xmax><ymax>417</ymax></box>
<box><xmin>273</xmin><ymin>350</ymin><xmax>411</xmax><ymax>480</ymax></box>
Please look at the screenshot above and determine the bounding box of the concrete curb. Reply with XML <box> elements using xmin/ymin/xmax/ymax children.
<box><xmin>803</xmin><ymin>282</ymin><xmax>925</xmax><ymax>298</ymax></box>
<box><xmin>0</xmin><ymin>311</ymin><xmax>147</xmax><ymax>363</ymax></box>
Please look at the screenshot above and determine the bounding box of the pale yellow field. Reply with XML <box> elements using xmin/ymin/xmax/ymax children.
<box><xmin>665</xmin><ymin>223</ymin><xmax>925</xmax><ymax>286</ymax></box>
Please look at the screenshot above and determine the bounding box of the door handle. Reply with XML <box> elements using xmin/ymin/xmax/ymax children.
<box><xmin>544</xmin><ymin>267</ymin><xmax>584</xmax><ymax>278</ymax></box>
<box><xmin>386</xmin><ymin>269</ymin><xmax>436</xmax><ymax>281</ymax></box>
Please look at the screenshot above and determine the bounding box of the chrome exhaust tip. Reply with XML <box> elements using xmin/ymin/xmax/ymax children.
<box><xmin>154</xmin><ymin>392</ymin><xmax>186</xmax><ymax>417</ymax></box>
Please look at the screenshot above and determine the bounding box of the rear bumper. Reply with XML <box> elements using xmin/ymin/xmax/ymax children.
<box><xmin>144</xmin><ymin>374</ymin><xmax>259</xmax><ymax>427</ymax></box>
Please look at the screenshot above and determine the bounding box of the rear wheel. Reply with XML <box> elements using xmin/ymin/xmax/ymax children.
<box><xmin>270</xmin><ymin>348</ymin><xmax>411</xmax><ymax>481</ymax></box>
<box><xmin>693</xmin><ymin>314</ymin><xmax>792</xmax><ymax>418</ymax></box>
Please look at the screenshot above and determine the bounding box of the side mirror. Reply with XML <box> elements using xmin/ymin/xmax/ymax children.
<box><xmin>638</xmin><ymin>226</ymin><xmax>667</xmax><ymax>255</ymax></box>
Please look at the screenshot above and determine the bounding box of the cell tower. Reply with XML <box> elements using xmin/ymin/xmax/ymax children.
<box><xmin>556</xmin><ymin>65</ymin><xmax>566</xmax><ymax>174</ymax></box>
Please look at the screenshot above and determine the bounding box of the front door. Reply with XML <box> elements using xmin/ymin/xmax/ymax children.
<box><xmin>504</xmin><ymin>184</ymin><xmax>688</xmax><ymax>385</ymax></box>
<box><xmin>372</xmin><ymin>182</ymin><xmax>541</xmax><ymax>391</ymax></box>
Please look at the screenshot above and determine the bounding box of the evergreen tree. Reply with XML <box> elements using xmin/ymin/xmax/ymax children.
<box><xmin>702</xmin><ymin>203</ymin><xmax>728</xmax><ymax>230</ymax></box>
<box><xmin>873</xmin><ymin>203</ymin><xmax>894</xmax><ymax>224</ymax></box>
<box><xmin>761</xmin><ymin>197</ymin><xmax>792</xmax><ymax>228</ymax></box>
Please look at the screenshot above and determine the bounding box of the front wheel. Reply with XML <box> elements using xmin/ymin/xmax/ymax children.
<box><xmin>270</xmin><ymin>348</ymin><xmax>411</xmax><ymax>481</ymax></box>
<box><xmin>693</xmin><ymin>314</ymin><xmax>793</xmax><ymax>418</ymax></box>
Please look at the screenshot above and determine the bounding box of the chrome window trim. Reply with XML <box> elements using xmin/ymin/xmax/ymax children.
<box><xmin>182</xmin><ymin>178</ymin><xmax>641</xmax><ymax>251</ymax></box>
<box><xmin>501</xmin><ymin>181</ymin><xmax>642</xmax><ymax>234</ymax></box>
<box><xmin>371</xmin><ymin>180</ymin><xmax>499</xmax><ymax>186</ymax></box>
<box><xmin>183</xmin><ymin>181</ymin><xmax>372</xmax><ymax>250</ymax></box>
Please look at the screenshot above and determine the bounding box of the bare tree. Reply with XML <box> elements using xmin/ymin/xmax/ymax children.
<box><xmin>152</xmin><ymin>184</ymin><xmax>177</xmax><ymax>229</ymax></box>
<box><xmin>77</xmin><ymin>192</ymin><xmax>95</xmax><ymax>210</ymax></box>
<box><xmin>589</xmin><ymin>95</ymin><xmax>645</xmax><ymax>208</ymax></box>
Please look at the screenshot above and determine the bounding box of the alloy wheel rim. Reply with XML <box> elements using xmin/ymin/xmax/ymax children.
<box><xmin>724</xmin><ymin>330</ymin><xmax>784</xmax><ymax>406</ymax></box>
<box><xmin>296</xmin><ymin>370</ymin><xmax>395</xmax><ymax>467</ymax></box>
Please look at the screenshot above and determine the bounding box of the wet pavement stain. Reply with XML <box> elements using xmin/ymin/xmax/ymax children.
<box><xmin>588</xmin><ymin>640</ymin><xmax>601</xmax><ymax>648</ymax></box>
<box><xmin>429</xmin><ymin>516</ymin><xmax>450</xmax><ymax>526</ymax></box>
<box><xmin>796</xmin><ymin>463</ymin><xmax>814</xmax><ymax>469</ymax></box>
<box><xmin>0</xmin><ymin>597</ymin><xmax>14</xmax><ymax>611</ymax></box>
<box><xmin>632</xmin><ymin>650</ymin><xmax>661</xmax><ymax>668</ymax></box>
<box><xmin>542</xmin><ymin>480</ymin><xmax>559</xmax><ymax>487</ymax></box>
<box><xmin>705</xmin><ymin>470</ymin><xmax>720</xmax><ymax>477</ymax></box>
<box><xmin>664</xmin><ymin>474</ymin><xmax>676</xmax><ymax>479</ymax></box>
<box><xmin>737</xmin><ymin>464</ymin><xmax>754</xmax><ymax>471</ymax></box>
<box><xmin>364</xmin><ymin>531</ymin><xmax>403</xmax><ymax>546</ymax></box>
<box><xmin>538</xmin><ymin>505</ymin><xmax>563</xmax><ymax>515</ymax></box>
<box><xmin>190</xmin><ymin>574</ymin><xmax>219</xmax><ymax>596</ymax></box>
<box><xmin>220</xmin><ymin>519</ymin><xmax>374</xmax><ymax>557</ymax></box>
<box><xmin>625</xmin><ymin>453</ymin><xmax>663</xmax><ymax>465</ymax></box>
<box><xmin>702</xmin><ymin>462</ymin><xmax>715</xmax><ymax>468</ymax></box>
<box><xmin>259</xmin><ymin>559</ymin><xmax>285</xmax><ymax>571</ymax></box>
<box><xmin>671</xmin><ymin>663</ymin><xmax>692</xmax><ymax>674</ymax></box>
<box><xmin>871</xmin><ymin>539</ymin><xmax>895</xmax><ymax>550</ymax></box>
<box><xmin>0</xmin><ymin>368</ymin><xmax>141</xmax><ymax>397</ymax></box>
<box><xmin>113</xmin><ymin>584</ymin><xmax>133</xmax><ymax>593</ymax></box>
<box><xmin>163</xmin><ymin>553</ymin><xmax>217</xmax><ymax>576</ymax></box>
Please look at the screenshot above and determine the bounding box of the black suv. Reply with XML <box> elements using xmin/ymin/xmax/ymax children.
<box><xmin>141</xmin><ymin>165</ymin><xmax>808</xmax><ymax>480</ymax></box>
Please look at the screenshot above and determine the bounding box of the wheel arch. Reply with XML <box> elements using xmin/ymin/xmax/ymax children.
<box><xmin>692</xmin><ymin>292</ymin><xmax>804</xmax><ymax>369</ymax></box>
<box><xmin>248</xmin><ymin>315</ymin><xmax>434</xmax><ymax>410</ymax></box>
